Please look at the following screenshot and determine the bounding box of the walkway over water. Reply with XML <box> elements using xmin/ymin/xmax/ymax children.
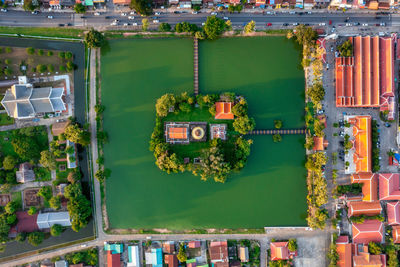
<box><xmin>194</xmin><ymin>38</ymin><xmax>199</xmax><ymax>95</ymax></box>
<box><xmin>248</xmin><ymin>128</ymin><xmax>306</xmax><ymax>135</ymax></box>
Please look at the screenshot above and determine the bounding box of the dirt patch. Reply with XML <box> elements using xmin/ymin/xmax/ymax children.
<box><xmin>0</xmin><ymin>46</ymin><xmax>74</xmax><ymax>79</ymax></box>
<box><xmin>23</xmin><ymin>188</ymin><xmax>42</xmax><ymax>207</ymax></box>
<box><xmin>0</xmin><ymin>194</ymin><xmax>11</xmax><ymax>206</ymax></box>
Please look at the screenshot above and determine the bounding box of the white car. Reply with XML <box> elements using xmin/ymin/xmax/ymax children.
<box><xmin>292</xmin><ymin>22</ymin><xmax>299</xmax><ymax>26</ymax></box>
<box><xmin>123</xmin><ymin>23</ymin><xmax>129</xmax><ymax>26</ymax></box>
<box><xmin>211</xmin><ymin>12</ymin><xmax>217</xmax><ymax>15</ymax></box>
<box><xmin>319</xmin><ymin>22</ymin><xmax>326</xmax><ymax>26</ymax></box>
<box><xmin>362</xmin><ymin>23</ymin><xmax>368</xmax><ymax>26</ymax></box>
<box><xmin>111</xmin><ymin>22</ymin><xmax>118</xmax><ymax>26</ymax></box>
<box><xmin>155</xmin><ymin>12</ymin><xmax>161</xmax><ymax>15</ymax></box>
<box><xmin>380</xmin><ymin>22</ymin><xmax>386</xmax><ymax>26</ymax></box>
<box><xmin>47</xmin><ymin>15</ymin><xmax>53</xmax><ymax>19</ymax></box>
<box><xmin>289</xmin><ymin>11</ymin><xmax>296</xmax><ymax>14</ymax></box>
<box><xmin>128</xmin><ymin>16</ymin><xmax>135</xmax><ymax>20</ymax></box>
<box><xmin>345</xmin><ymin>23</ymin><xmax>351</xmax><ymax>26</ymax></box>
<box><xmin>132</xmin><ymin>22</ymin><xmax>138</xmax><ymax>26</ymax></box>
<box><xmin>0</xmin><ymin>8</ymin><xmax>7</xmax><ymax>12</ymax></box>
<box><xmin>130</xmin><ymin>11</ymin><xmax>135</xmax><ymax>15</ymax></box>
<box><xmin>153</xmin><ymin>19</ymin><xmax>159</xmax><ymax>23</ymax></box>
<box><xmin>202</xmin><ymin>22</ymin><xmax>205</xmax><ymax>26</ymax></box>
<box><xmin>121</xmin><ymin>12</ymin><xmax>127</xmax><ymax>16</ymax></box>
<box><xmin>223</xmin><ymin>16</ymin><xmax>228</xmax><ymax>20</ymax></box>
<box><xmin>94</xmin><ymin>12</ymin><xmax>101</xmax><ymax>16</ymax></box>
<box><xmin>192</xmin><ymin>11</ymin><xmax>198</xmax><ymax>14</ymax></box>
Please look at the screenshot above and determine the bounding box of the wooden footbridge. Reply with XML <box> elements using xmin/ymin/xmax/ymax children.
<box><xmin>194</xmin><ymin>38</ymin><xmax>199</xmax><ymax>96</ymax></box>
<box><xmin>248</xmin><ymin>128</ymin><xmax>307</xmax><ymax>135</ymax></box>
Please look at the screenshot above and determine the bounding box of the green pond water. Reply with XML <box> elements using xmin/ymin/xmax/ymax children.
<box><xmin>102</xmin><ymin>37</ymin><xmax>307</xmax><ymax>230</ymax></box>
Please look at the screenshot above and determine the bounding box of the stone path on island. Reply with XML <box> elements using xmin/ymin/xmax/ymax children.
<box><xmin>194</xmin><ymin>38</ymin><xmax>199</xmax><ymax>96</ymax></box>
<box><xmin>248</xmin><ymin>128</ymin><xmax>307</xmax><ymax>135</ymax></box>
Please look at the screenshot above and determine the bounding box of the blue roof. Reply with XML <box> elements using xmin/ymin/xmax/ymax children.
<box><xmin>151</xmin><ymin>248</ymin><xmax>163</xmax><ymax>267</ymax></box>
<box><xmin>104</xmin><ymin>243</ymin><xmax>123</xmax><ymax>254</ymax></box>
<box><xmin>395</xmin><ymin>153</ymin><xmax>400</xmax><ymax>163</ymax></box>
<box><xmin>128</xmin><ymin>246</ymin><xmax>139</xmax><ymax>266</ymax></box>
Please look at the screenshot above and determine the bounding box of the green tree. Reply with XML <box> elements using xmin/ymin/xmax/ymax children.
<box><xmin>338</xmin><ymin>39</ymin><xmax>353</xmax><ymax>57</ymax></box>
<box><xmin>228</xmin><ymin>4</ymin><xmax>235</xmax><ymax>13</ymax></box>
<box><xmin>36</xmin><ymin>64</ymin><xmax>47</xmax><ymax>73</ymax></box>
<box><xmin>49</xmin><ymin>196</ymin><xmax>61</xmax><ymax>210</ymax></box>
<box><xmin>47</xmin><ymin>64</ymin><xmax>55</xmax><ymax>72</ymax></box>
<box><xmin>386</xmin><ymin>247</ymin><xmax>399</xmax><ymax>267</ymax></box>
<box><xmin>23</xmin><ymin>0</ymin><xmax>37</xmax><ymax>11</ymax></box>
<box><xmin>16</xmin><ymin>232</ymin><xmax>27</xmax><ymax>243</ymax></box>
<box><xmin>47</xmin><ymin>51</ymin><xmax>53</xmax><ymax>56</ymax></box>
<box><xmin>273</xmin><ymin>134</ymin><xmax>282</xmax><ymax>143</ymax></box>
<box><xmin>50</xmin><ymin>224</ymin><xmax>63</xmax><ymax>236</ymax></box>
<box><xmin>6</xmin><ymin>172</ymin><xmax>15</xmax><ymax>184</ymax></box>
<box><xmin>74</xmin><ymin>3</ymin><xmax>86</xmax><ymax>13</ymax></box>
<box><xmin>66</xmin><ymin>61</ymin><xmax>75</xmax><ymax>71</ymax></box>
<box><xmin>288</xmin><ymin>239</ymin><xmax>297</xmax><ymax>252</ymax></box>
<box><xmin>244</xmin><ymin>20</ymin><xmax>256</xmax><ymax>33</ymax></box>
<box><xmin>274</xmin><ymin>120</ymin><xmax>283</xmax><ymax>129</ymax></box>
<box><xmin>198</xmin><ymin>146</ymin><xmax>231</xmax><ymax>183</ymax></box>
<box><xmin>40</xmin><ymin>150</ymin><xmax>56</xmax><ymax>170</ymax></box>
<box><xmin>37</xmin><ymin>49</ymin><xmax>44</xmax><ymax>56</ymax></box>
<box><xmin>64</xmin><ymin>124</ymin><xmax>91</xmax><ymax>146</ymax></box>
<box><xmin>155</xmin><ymin>94</ymin><xmax>175</xmax><ymax>117</ymax></box>
<box><xmin>195</xmin><ymin>31</ymin><xmax>206</xmax><ymax>40</ymax></box>
<box><xmin>12</xmin><ymin>134</ymin><xmax>40</xmax><ymax>161</ymax></box>
<box><xmin>233</xmin><ymin>115</ymin><xmax>255</xmax><ymax>135</ymax></box>
<box><xmin>368</xmin><ymin>242</ymin><xmax>383</xmax><ymax>255</ymax></box>
<box><xmin>175</xmin><ymin>22</ymin><xmax>198</xmax><ymax>33</ymax></box>
<box><xmin>60</xmin><ymin>65</ymin><xmax>66</xmax><ymax>72</ymax></box>
<box><xmin>5</xmin><ymin>201</ymin><xmax>16</xmax><ymax>214</ymax></box>
<box><xmin>0</xmin><ymin>214</ymin><xmax>10</xmax><ymax>242</ymax></box>
<box><xmin>5</xmin><ymin>47</ymin><xmax>11</xmax><ymax>53</ymax></box>
<box><xmin>37</xmin><ymin>186</ymin><xmax>52</xmax><ymax>201</ymax></box>
<box><xmin>130</xmin><ymin>0</ymin><xmax>152</xmax><ymax>15</ymax></box>
<box><xmin>26</xmin><ymin>47</ymin><xmax>35</xmax><ymax>55</ymax></box>
<box><xmin>6</xmin><ymin>213</ymin><xmax>16</xmax><ymax>225</ymax></box>
<box><xmin>58</xmin><ymin>51</ymin><xmax>65</xmax><ymax>59</ymax></box>
<box><xmin>4</xmin><ymin>59</ymin><xmax>10</xmax><ymax>64</ymax></box>
<box><xmin>84</xmin><ymin>29</ymin><xmax>105</xmax><ymax>48</ymax></box>
<box><xmin>3</xmin><ymin>156</ymin><xmax>16</xmax><ymax>171</ymax></box>
<box><xmin>159</xmin><ymin>22</ymin><xmax>171</xmax><ymax>32</ymax></box>
<box><xmin>64</xmin><ymin>184</ymin><xmax>92</xmax><ymax>232</ymax></box>
<box><xmin>203</xmin><ymin>16</ymin><xmax>226</xmax><ymax>40</ymax></box>
<box><xmin>28</xmin><ymin>206</ymin><xmax>37</xmax><ymax>215</ymax></box>
<box><xmin>142</xmin><ymin>18</ymin><xmax>149</xmax><ymax>31</ymax></box>
<box><xmin>27</xmin><ymin>231</ymin><xmax>44</xmax><ymax>246</ymax></box>
<box><xmin>179</xmin><ymin>102</ymin><xmax>192</xmax><ymax>113</ymax></box>
<box><xmin>65</xmin><ymin>52</ymin><xmax>73</xmax><ymax>59</ymax></box>
<box><xmin>4</xmin><ymin>68</ymin><xmax>12</xmax><ymax>76</ymax></box>
<box><xmin>307</xmin><ymin>82</ymin><xmax>325</xmax><ymax>105</ymax></box>
<box><xmin>177</xmin><ymin>244</ymin><xmax>187</xmax><ymax>262</ymax></box>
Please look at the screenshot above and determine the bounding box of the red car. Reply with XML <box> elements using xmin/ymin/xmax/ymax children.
<box><xmin>329</xmin><ymin>20</ymin><xmax>332</xmax><ymax>25</ymax></box>
<box><xmin>267</xmin><ymin>23</ymin><xmax>272</xmax><ymax>26</ymax></box>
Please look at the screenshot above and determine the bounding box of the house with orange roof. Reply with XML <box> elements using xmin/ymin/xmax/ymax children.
<box><xmin>352</xmin><ymin>219</ymin><xmax>384</xmax><ymax>244</ymax></box>
<box><xmin>209</xmin><ymin>241</ymin><xmax>229</xmax><ymax>265</ymax></box>
<box><xmin>113</xmin><ymin>0</ymin><xmax>131</xmax><ymax>4</ymax></box>
<box><xmin>345</xmin><ymin>115</ymin><xmax>372</xmax><ymax>175</ymax></box>
<box><xmin>352</xmin><ymin>243</ymin><xmax>386</xmax><ymax>266</ymax></box>
<box><xmin>378</xmin><ymin>173</ymin><xmax>400</xmax><ymax>200</ymax></box>
<box><xmin>351</xmin><ymin>173</ymin><xmax>378</xmax><ymax>202</ymax></box>
<box><xmin>392</xmin><ymin>225</ymin><xmax>400</xmax><ymax>243</ymax></box>
<box><xmin>313</xmin><ymin>136</ymin><xmax>329</xmax><ymax>151</ymax></box>
<box><xmin>347</xmin><ymin>201</ymin><xmax>382</xmax><ymax>217</ymax></box>
<box><xmin>335</xmin><ymin>36</ymin><xmax>395</xmax><ymax>118</ymax></box>
<box><xmin>164</xmin><ymin>254</ymin><xmax>178</xmax><ymax>267</ymax></box>
<box><xmin>214</xmin><ymin>102</ymin><xmax>234</xmax><ymax>120</ymax></box>
<box><xmin>387</xmin><ymin>202</ymin><xmax>400</xmax><ymax>225</ymax></box>
<box><xmin>270</xmin><ymin>241</ymin><xmax>297</xmax><ymax>261</ymax></box>
<box><xmin>336</xmin><ymin>236</ymin><xmax>352</xmax><ymax>267</ymax></box>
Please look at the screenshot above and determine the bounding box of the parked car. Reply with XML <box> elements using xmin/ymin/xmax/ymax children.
<box><xmin>155</xmin><ymin>12</ymin><xmax>161</xmax><ymax>15</ymax></box>
<box><xmin>267</xmin><ymin>23</ymin><xmax>272</xmax><ymax>26</ymax></box>
<box><xmin>380</xmin><ymin>22</ymin><xmax>386</xmax><ymax>26</ymax></box>
<box><xmin>132</xmin><ymin>22</ymin><xmax>138</xmax><ymax>26</ymax></box>
<box><xmin>0</xmin><ymin>8</ymin><xmax>7</xmax><ymax>12</ymax></box>
<box><xmin>292</xmin><ymin>23</ymin><xmax>299</xmax><ymax>26</ymax></box>
<box><xmin>128</xmin><ymin>16</ymin><xmax>135</xmax><ymax>20</ymax></box>
<box><xmin>385</xmin><ymin>122</ymin><xmax>391</xmax><ymax>127</ymax></box>
<box><xmin>192</xmin><ymin>11</ymin><xmax>198</xmax><ymax>14</ymax></box>
<box><xmin>283</xmin><ymin>23</ymin><xmax>288</xmax><ymax>26</ymax></box>
<box><xmin>153</xmin><ymin>20</ymin><xmax>159</xmax><ymax>23</ymax></box>
<box><xmin>223</xmin><ymin>16</ymin><xmax>229</xmax><ymax>20</ymax></box>
<box><xmin>94</xmin><ymin>12</ymin><xmax>101</xmax><ymax>16</ymax></box>
<box><xmin>121</xmin><ymin>12</ymin><xmax>127</xmax><ymax>16</ymax></box>
<box><xmin>211</xmin><ymin>12</ymin><xmax>217</xmax><ymax>15</ymax></box>
<box><xmin>319</xmin><ymin>22</ymin><xmax>326</xmax><ymax>26</ymax></box>
<box><xmin>31</xmin><ymin>10</ymin><xmax>39</xmax><ymax>14</ymax></box>
<box><xmin>47</xmin><ymin>15</ymin><xmax>53</xmax><ymax>19</ymax></box>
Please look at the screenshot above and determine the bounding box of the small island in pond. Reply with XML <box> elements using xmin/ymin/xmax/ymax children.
<box><xmin>149</xmin><ymin>92</ymin><xmax>255</xmax><ymax>183</ymax></box>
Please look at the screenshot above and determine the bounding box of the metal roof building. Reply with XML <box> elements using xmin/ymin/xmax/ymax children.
<box><xmin>127</xmin><ymin>245</ymin><xmax>140</xmax><ymax>267</ymax></box>
<box><xmin>36</xmin><ymin>212</ymin><xmax>71</xmax><ymax>229</ymax></box>
<box><xmin>1</xmin><ymin>84</ymin><xmax>66</xmax><ymax>119</ymax></box>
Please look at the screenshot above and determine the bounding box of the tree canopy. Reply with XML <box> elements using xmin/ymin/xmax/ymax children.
<box><xmin>84</xmin><ymin>29</ymin><xmax>105</xmax><ymax>48</ymax></box>
<box><xmin>338</xmin><ymin>39</ymin><xmax>353</xmax><ymax>57</ymax></box>
<box><xmin>40</xmin><ymin>150</ymin><xmax>56</xmax><ymax>170</ymax></box>
<box><xmin>3</xmin><ymin>156</ymin><xmax>16</xmax><ymax>171</ymax></box>
<box><xmin>159</xmin><ymin>23</ymin><xmax>171</xmax><ymax>32</ymax></box>
<box><xmin>74</xmin><ymin>3</ymin><xmax>86</xmax><ymax>13</ymax></box>
<box><xmin>203</xmin><ymin>16</ymin><xmax>226</xmax><ymax>40</ymax></box>
<box><xmin>244</xmin><ymin>20</ymin><xmax>256</xmax><ymax>33</ymax></box>
<box><xmin>175</xmin><ymin>22</ymin><xmax>198</xmax><ymax>33</ymax></box>
<box><xmin>27</xmin><ymin>231</ymin><xmax>44</xmax><ymax>246</ymax></box>
<box><xmin>50</xmin><ymin>224</ymin><xmax>63</xmax><ymax>236</ymax></box>
<box><xmin>65</xmin><ymin>123</ymin><xmax>91</xmax><ymax>146</ymax></box>
<box><xmin>155</xmin><ymin>94</ymin><xmax>176</xmax><ymax>117</ymax></box>
<box><xmin>65</xmin><ymin>184</ymin><xmax>92</xmax><ymax>232</ymax></box>
<box><xmin>130</xmin><ymin>0</ymin><xmax>152</xmax><ymax>16</ymax></box>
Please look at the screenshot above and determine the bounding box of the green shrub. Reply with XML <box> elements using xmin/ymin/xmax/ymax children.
<box><xmin>47</xmin><ymin>51</ymin><xmax>53</xmax><ymax>56</ymax></box>
<box><xmin>36</xmin><ymin>64</ymin><xmax>47</xmax><ymax>73</ymax></box>
<box><xmin>37</xmin><ymin>49</ymin><xmax>44</xmax><ymax>56</ymax></box>
<box><xmin>26</xmin><ymin>47</ymin><xmax>35</xmax><ymax>55</ymax></box>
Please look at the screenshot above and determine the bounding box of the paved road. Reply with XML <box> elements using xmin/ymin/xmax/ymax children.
<box><xmin>0</xmin><ymin>9</ymin><xmax>398</xmax><ymax>29</ymax></box>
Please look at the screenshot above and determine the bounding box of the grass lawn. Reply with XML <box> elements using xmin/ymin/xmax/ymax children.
<box><xmin>0</xmin><ymin>27</ymin><xmax>84</xmax><ymax>39</ymax></box>
<box><xmin>34</xmin><ymin>167</ymin><xmax>52</xmax><ymax>182</ymax></box>
<box><xmin>0</xmin><ymin>113</ymin><xmax>14</xmax><ymax>126</ymax></box>
<box><xmin>0</xmin><ymin>46</ymin><xmax>73</xmax><ymax>79</ymax></box>
<box><xmin>163</xmin><ymin>106</ymin><xmax>235</xmax><ymax>159</ymax></box>
<box><xmin>11</xmin><ymin>191</ymin><xmax>22</xmax><ymax>210</ymax></box>
<box><xmin>55</xmin><ymin>162</ymin><xmax>73</xmax><ymax>185</ymax></box>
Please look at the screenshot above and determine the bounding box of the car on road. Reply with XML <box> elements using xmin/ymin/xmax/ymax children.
<box><xmin>385</xmin><ymin>122</ymin><xmax>391</xmax><ymax>127</ymax></box>
<box><xmin>0</xmin><ymin>8</ymin><xmax>7</xmax><ymax>12</ymax></box>
<box><xmin>331</xmin><ymin>47</ymin><xmax>334</xmax><ymax>52</ymax></box>
<box><xmin>121</xmin><ymin>13</ymin><xmax>127</xmax><ymax>16</ymax></box>
<box><xmin>211</xmin><ymin>12</ymin><xmax>217</xmax><ymax>15</ymax></box>
<box><xmin>153</xmin><ymin>19</ymin><xmax>159</xmax><ymax>23</ymax></box>
<box><xmin>319</xmin><ymin>22</ymin><xmax>326</xmax><ymax>26</ymax></box>
<box><xmin>31</xmin><ymin>10</ymin><xmax>39</xmax><ymax>14</ymax></box>
<box><xmin>266</xmin><ymin>22</ymin><xmax>272</xmax><ymax>26</ymax></box>
<box><xmin>223</xmin><ymin>16</ymin><xmax>229</xmax><ymax>20</ymax></box>
<box><xmin>307</xmin><ymin>11</ymin><xmax>312</xmax><ymax>14</ymax></box>
<box><xmin>326</xmin><ymin>64</ymin><xmax>329</xmax><ymax>70</ymax></box>
<box><xmin>94</xmin><ymin>12</ymin><xmax>101</xmax><ymax>16</ymax></box>
<box><xmin>132</xmin><ymin>22</ymin><xmax>138</xmax><ymax>26</ymax></box>
<box><xmin>128</xmin><ymin>16</ymin><xmax>135</xmax><ymax>20</ymax></box>
<box><xmin>192</xmin><ymin>11</ymin><xmax>198</xmax><ymax>14</ymax></box>
<box><xmin>123</xmin><ymin>23</ymin><xmax>129</xmax><ymax>26</ymax></box>
<box><xmin>380</xmin><ymin>22</ymin><xmax>386</xmax><ymax>26</ymax></box>
<box><xmin>353</xmin><ymin>22</ymin><xmax>360</xmax><ymax>26</ymax></box>
<box><xmin>289</xmin><ymin>11</ymin><xmax>296</xmax><ymax>14</ymax></box>
<box><xmin>362</xmin><ymin>23</ymin><xmax>368</xmax><ymax>26</ymax></box>
<box><xmin>105</xmin><ymin>16</ymin><xmax>111</xmax><ymax>19</ymax></box>
<box><xmin>47</xmin><ymin>15</ymin><xmax>53</xmax><ymax>19</ymax></box>
<box><xmin>130</xmin><ymin>11</ymin><xmax>135</xmax><ymax>15</ymax></box>
<box><xmin>329</xmin><ymin>20</ymin><xmax>332</xmax><ymax>25</ymax></box>
<box><xmin>292</xmin><ymin>23</ymin><xmax>299</xmax><ymax>26</ymax></box>
<box><xmin>155</xmin><ymin>12</ymin><xmax>161</xmax><ymax>15</ymax></box>
<box><xmin>283</xmin><ymin>23</ymin><xmax>288</xmax><ymax>26</ymax></box>
<box><xmin>345</xmin><ymin>23</ymin><xmax>352</xmax><ymax>26</ymax></box>
<box><xmin>58</xmin><ymin>23</ymin><xmax>64</xmax><ymax>27</ymax></box>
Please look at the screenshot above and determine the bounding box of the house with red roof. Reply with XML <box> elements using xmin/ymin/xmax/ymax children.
<box><xmin>188</xmin><ymin>241</ymin><xmax>201</xmax><ymax>248</ymax></box>
<box><xmin>352</xmin><ymin>219</ymin><xmax>384</xmax><ymax>244</ymax></box>
<box><xmin>209</xmin><ymin>241</ymin><xmax>229</xmax><ymax>266</ymax></box>
<box><xmin>352</xmin><ymin>244</ymin><xmax>386</xmax><ymax>266</ymax></box>
<box><xmin>214</xmin><ymin>102</ymin><xmax>234</xmax><ymax>120</ymax></box>
<box><xmin>393</xmin><ymin>225</ymin><xmax>400</xmax><ymax>243</ymax></box>
<box><xmin>163</xmin><ymin>241</ymin><xmax>175</xmax><ymax>254</ymax></box>
<box><xmin>270</xmin><ymin>241</ymin><xmax>297</xmax><ymax>261</ymax></box>
<box><xmin>351</xmin><ymin>173</ymin><xmax>378</xmax><ymax>202</ymax></box>
<box><xmin>336</xmin><ymin>236</ymin><xmax>352</xmax><ymax>267</ymax></box>
<box><xmin>387</xmin><ymin>201</ymin><xmax>400</xmax><ymax>225</ymax></box>
<box><xmin>164</xmin><ymin>254</ymin><xmax>178</xmax><ymax>267</ymax></box>
<box><xmin>313</xmin><ymin>136</ymin><xmax>329</xmax><ymax>152</ymax></box>
<box><xmin>107</xmin><ymin>250</ymin><xmax>121</xmax><ymax>267</ymax></box>
<box><xmin>347</xmin><ymin>201</ymin><xmax>382</xmax><ymax>217</ymax></box>
<box><xmin>379</xmin><ymin>173</ymin><xmax>400</xmax><ymax>200</ymax></box>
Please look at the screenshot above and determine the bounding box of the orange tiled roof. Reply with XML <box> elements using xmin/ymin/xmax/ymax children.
<box><xmin>215</xmin><ymin>102</ymin><xmax>234</xmax><ymax>120</ymax></box>
<box><xmin>393</xmin><ymin>225</ymin><xmax>400</xmax><ymax>243</ymax></box>
<box><xmin>168</xmin><ymin>127</ymin><xmax>187</xmax><ymax>140</ymax></box>
<box><xmin>387</xmin><ymin>201</ymin><xmax>400</xmax><ymax>225</ymax></box>
<box><xmin>350</xmin><ymin>116</ymin><xmax>372</xmax><ymax>174</ymax></box>
<box><xmin>347</xmin><ymin>201</ymin><xmax>382</xmax><ymax>217</ymax></box>
<box><xmin>313</xmin><ymin>137</ymin><xmax>324</xmax><ymax>151</ymax></box>
<box><xmin>353</xmin><ymin>252</ymin><xmax>386</xmax><ymax>266</ymax></box>
<box><xmin>352</xmin><ymin>219</ymin><xmax>384</xmax><ymax>244</ymax></box>
<box><xmin>379</xmin><ymin>173</ymin><xmax>400</xmax><ymax>200</ymax></box>
<box><xmin>270</xmin><ymin>242</ymin><xmax>289</xmax><ymax>261</ymax></box>
<box><xmin>113</xmin><ymin>0</ymin><xmax>130</xmax><ymax>4</ymax></box>
<box><xmin>336</xmin><ymin>36</ymin><xmax>394</xmax><ymax>109</ymax></box>
<box><xmin>336</xmin><ymin>236</ymin><xmax>352</xmax><ymax>267</ymax></box>
<box><xmin>351</xmin><ymin>173</ymin><xmax>378</xmax><ymax>202</ymax></box>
